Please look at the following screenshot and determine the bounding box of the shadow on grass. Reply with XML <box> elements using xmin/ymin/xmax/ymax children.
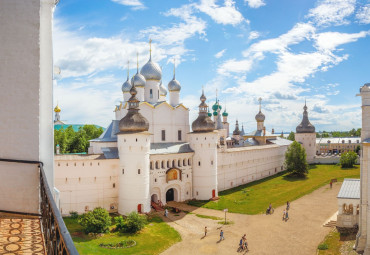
<box><xmin>282</xmin><ymin>173</ymin><xmax>308</xmax><ymax>182</ymax></box>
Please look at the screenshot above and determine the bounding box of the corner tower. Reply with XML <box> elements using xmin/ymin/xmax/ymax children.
<box><xmin>295</xmin><ymin>101</ymin><xmax>316</xmax><ymax>163</ymax></box>
<box><xmin>117</xmin><ymin>82</ymin><xmax>151</xmax><ymax>215</ymax></box>
<box><xmin>189</xmin><ymin>89</ymin><xmax>218</xmax><ymax>200</ymax></box>
<box><xmin>355</xmin><ymin>83</ymin><xmax>370</xmax><ymax>254</ymax></box>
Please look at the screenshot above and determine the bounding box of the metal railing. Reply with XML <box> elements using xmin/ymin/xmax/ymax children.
<box><xmin>0</xmin><ymin>158</ymin><xmax>78</xmax><ymax>255</ymax></box>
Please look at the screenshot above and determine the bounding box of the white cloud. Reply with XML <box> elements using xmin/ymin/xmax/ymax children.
<box><xmin>248</xmin><ymin>31</ymin><xmax>260</xmax><ymax>40</ymax></box>
<box><xmin>215</xmin><ymin>49</ymin><xmax>226</xmax><ymax>58</ymax></box>
<box><xmin>111</xmin><ymin>0</ymin><xmax>145</xmax><ymax>10</ymax></box>
<box><xmin>217</xmin><ymin>59</ymin><xmax>254</xmax><ymax>75</ymax></box>
<box><xmin>196</xmin><ymin>0</ymin><xmax>246</xmax><ymax>26</ymax></box>
<box><xmin>356</xmin><ymin>4</ymin><xmax>370</xmax><ymax>24</ymax></box>
<box><xmin>306</xmin><ymin>0</ymin><xmax>356</xmax><ymax>27</ymax></box>
<box><xmin>244</xmin><ymin>0</ymin><xmax>265</xmax><ymax>8</ymax></box>
<box><xmin>314</xmin><ymin>30</ymin><xmax>370</xmax><ymax>51</ymax></box>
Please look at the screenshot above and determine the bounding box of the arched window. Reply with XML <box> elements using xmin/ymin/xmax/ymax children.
<box><xmin>155</xmin><ymin>161</ymin><xmax>159</xmax><ymax>169</ymax></box>
<box><xmin>161</xmin><ymin>161</ymin><xmax>164</xmax><ymax>168</ymax></box>
<box><xmin>183</xmin><ymin>159</ymin><xmax>186</xmax><ymax>166</ymax></box>
<box><xmin>172</xmin><ymin>160</ymin><xmax>176</xmax><ymax>167</ymax></box>
<box><xmin>188</xmin><ymin>158</ymin><xmax>191</xmax><ymax>165</ymax></box>
<box><xmin>150</xmin><ymin>89</ymin><xmax>153</xmax><ymax>99</ymax></box>
<box><xmin>178</xmin><ymin>159</ymin><xmax>181</xmax><ymax>167</ymax></box>
<box><xmin>150</xmin><ymin>162</ymin><xmax>153</xmax><ymax>170</ymax></box>
<box><xmin>167</xmin><ymin>160</ymin><xmax>170</xmax><ymax>168</ymax></box>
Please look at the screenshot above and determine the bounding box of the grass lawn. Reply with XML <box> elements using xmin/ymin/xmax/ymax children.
<box><xmin>188</xmin><ymin>164</ymin><xmax>360</xmax><ymax>214</ymax></box>
<box><xmin>64</xmin><ymin>216</ymin><xmax>181</xmax><ymax>255</ymax></box>
<box><xmin>318</xmin><ymin>229</ymin><xmax>357</xmax><ymax>255</ymax></box>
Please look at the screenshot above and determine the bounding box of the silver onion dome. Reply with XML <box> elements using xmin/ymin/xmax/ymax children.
<box><xmin>131</xmin><ymin>72</ymin><xmax>146</xmax><ymax>87</ymax></box>
<box><xmin>168</xmin><ymin>78</ymin><xmax>181</xmax><ymax>92</ymax></box>
<box><xmin>140</xmin><ymin>59</ymin><xmax>162</xmax><ymax>81</ymax></box>
<box><xmin>159</xmin><ymin>81</ymin><xmax>167</xmax><ymax>96</ymax></box>
<box><xmin>122</xmin><ymin>77</ymin><xmax>132</xmax><ymax>93</ymax></box>
<box><xmin>255</xmin><ymin>111</ymin><xmax>265</xmax><ymax>122</ymax></box>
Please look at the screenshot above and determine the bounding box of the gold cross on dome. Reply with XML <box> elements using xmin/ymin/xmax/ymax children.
<box><xmin>149</xmin><ymin>39</ymin><xmax>152</xmax><ymax>58</ymax></box>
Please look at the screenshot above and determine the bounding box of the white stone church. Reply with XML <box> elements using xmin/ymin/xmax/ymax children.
<box><xmin>54</xmin><ymin>45</ymin><xmax>317</xmax><ymax>216</ymax></box>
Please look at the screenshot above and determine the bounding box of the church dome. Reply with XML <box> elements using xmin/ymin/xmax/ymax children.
<box><xmin>255</xmin><ymin>111</ymin><xmax>265</xmax><ymax>122</ymax></box>
<box><xmin>119</xmin><ymin>85</ymin><xmax>149</xmax><ymax>132</ymax></box>
<box><xmin>222</xmin><ymin>109</ymin><xmax>228</xmax><ymax>117</ymax></box>
<box><xmin>131</xmin><ymin>72</ymin><xmax>146</xmax><ymax>88</ymax></box>
<box><xmin>212</xmin><ymin>102</ymin><xmax>222</xmax><ymax>111</ymax></box>
<box><xmin>122</xmin><ymin>78</ymin><xmax>132</xmax><ymax>93</ymax></box>
<box><xmin>140</xmin><ymin>59</ymin><xmax>162</xmax><ymax>81</ymax></box>
<box><xmin>296</xmin><ymin>103</ymin><xmax>315</xmax><ymax>133</ymax></box>
<box><xmin>208</xmin><ymin>112</ymin><xmax>212</xmax><ymax>117</ymax></box>
<box><xmin>213</xmin><ymin>111</ymin><xmax>218</xmax><ymax>116</ymax></box>
<box><xmin>54</xmin><ymin>105</ymin><xmax>61</xmax><ymax>113</ymax></box>
<box><xmin>168</xmin><ymin>78</ymin><xmax>181</xmax><ymax>92</ymax></box>
<box><xmin>192</xmin><ymin>90</ymin><xmax>215</xmax><ymax>133</ymax></box>
<box><xmin>159</xmin><ymin>81</ymin><xmax>167</xmax><ymax>96</ymax></box>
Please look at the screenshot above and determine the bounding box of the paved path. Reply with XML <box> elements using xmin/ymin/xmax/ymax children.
<box><xmin>160</xmin><ymin>182</ymin><xmax>341</xmax><ymax>255</ymax></box>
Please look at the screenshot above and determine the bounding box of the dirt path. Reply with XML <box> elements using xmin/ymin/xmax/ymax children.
<box><xmin>160</xmin><ymin>182</ymin><xmax>341</xmax><ymax>255</ymax></box>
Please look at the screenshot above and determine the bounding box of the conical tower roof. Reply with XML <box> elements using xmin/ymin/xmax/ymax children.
<box><xmin>296</xmin><ymin>100</ymin><xmax>315</xmax><ymax>133</ymax></box>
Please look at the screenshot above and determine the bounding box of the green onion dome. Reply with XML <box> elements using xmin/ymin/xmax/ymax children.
<box><xmin>213</xmin><ymin>111</ymin><xmax>218</xmax><ymax>116</ymax></box>
<box><xmin>212</xmin><ymin>102</ymin><xmax>222</xmax><ymax>111</ymax></box>
<box><xmin>222</xmin><ymin>110</ymin><xmax>228</xmax><ymax>117</ymax></box>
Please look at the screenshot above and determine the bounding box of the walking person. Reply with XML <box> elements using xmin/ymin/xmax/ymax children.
<box><xmin>285</xmin><ymin>210</ymin><xmax>289</xmax><ymax>221</ymax></box>
<box><xmin>244</xmin><ymin>238</ymin><xmax>249</xmax><ymax>252</ymax></box>
<box><xmin>164</xmin><ymin>208</ymin><xmax>168</xmax><ymax>217</ymax></box>
<box><xmin>286</xmin><ymin>201</ymin><xmax>290</xmax><ymax>210</ymax></box>
<box><xmin>204</xmin><ymin>226</ymin><xmax>207</xmax><ymax>237</ymax></box>
<box><xmin>330</xmin><ymin>181</ymin><xmax>333</xmax><ymax>189</ymax></box>
<box><xmin>219</xmin><ymin>229</ymin><xmax>225</xmax><ymax>241</ymax></box>
<box><xmin>239</xmin><ymin>238</ymin><xmax>243</xmax><ymax>251</ymax></box>
<box><xmin>283</xmin><ymin>209</ymin><xmax>286</xmax><ymax>221</ymax></box>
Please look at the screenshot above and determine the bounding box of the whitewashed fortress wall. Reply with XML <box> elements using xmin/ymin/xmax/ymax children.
<box><xmin>217</xmin><ymin>144</ymin><xmax>287</xmax><ymax>191</ymax></box>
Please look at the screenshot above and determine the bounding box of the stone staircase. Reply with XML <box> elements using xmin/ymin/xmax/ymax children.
<box><xmin>323</xmin><ymin>211</ymin><xmax>338</xmax><ymax>227</ymax></box>
<box><xmin>323</xmin><ymin>220</ymin><xmax>337</xmax><ymax>227</ymax></box>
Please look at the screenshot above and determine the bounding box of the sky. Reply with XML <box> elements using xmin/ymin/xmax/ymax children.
<box><xmin>53</xmin><ymin>0</ymin><xmax>370</xmax><ymax>133</ymax></box>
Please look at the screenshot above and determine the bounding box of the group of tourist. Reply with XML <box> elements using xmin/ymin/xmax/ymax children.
<box><xmin>238</xmin><ymin>234</ymin><xmax>248</xmax><ymax>252</ymax></box>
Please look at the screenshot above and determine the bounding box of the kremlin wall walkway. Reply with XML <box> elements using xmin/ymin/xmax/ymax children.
<box><xmin>161</xmin><ymin>183</ymin><xmax>341</xmax><ymax>255</ymax></box>
<box><xmin>0</xmin><ymin>212</ymin><xmax>45</xmax><ymax>254</ymax></box>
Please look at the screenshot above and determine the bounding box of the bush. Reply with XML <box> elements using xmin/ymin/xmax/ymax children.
<box><xmin>69</xmin><ymin>211</ymin><xmax>79</xmax><ymax>219</ymax></box>
<box><xmin>284</xmin><ymin>141</ymin><xmax>308</xmax><ymax>176</ymax></box>
<box><xmin>318</xmin><ymin>243</ymin><xmax>328</xmax><ymax>250</ymax></box>
<box><xmin>340</xmin><ymin>151</ymin><xmax>358</xmax><ymax>168</ymax></box>
<box><xmin>115</xmin><ymin>212</ymin><xmax>147</xmax><ymax>234</ymax></box>
<box><xmin>78</xmin><ymin>207</ymin><xmax>112</xmax><ymax>234</ymax></box>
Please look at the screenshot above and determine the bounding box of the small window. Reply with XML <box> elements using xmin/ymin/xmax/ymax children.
<box><xmin>113</xmin><ymin>183</ymin><xmax>115</xmax><ymax>188</ymax></box>
<box><xmin>156</xmin><ymin>161</ymin><xmax>159</xmax><ymax>169</ymax></box>
<box><xmin>342</xmin><ymin>140</ymin><xmax>345</xmax><ymax>144</ymax></box>
<box><xmin>150</xmin><ymin>89</ymin><xmax>153</xmax><ymax>99</ymax></box>
<box><xmin>178</xmin><ymin>130</ymin><xmax>182</xmax><ymax>141</ymax></box>
<box><xmin>150</xmin><ymin>162</ymin><xmax>153</xmax><ymax>170</ymax></box>
<box><xmin>136</xmin><ymin>138</ymin><xmax>138</xmax><ymax>142</ymax></box>
<box><xmin>178</xmin><ymin>160</ymin><xmax>181</xmax><ymax>167</ymax></box>
<box><xmin>196</xmin><ymin>191</ymin><xmax>199</xmax><ymax>196</ymax></box>
<box><xmin>198</xmin><ymin>161</ymin><xmax>201</xmax><ymax>166</ymax></box>
<box><xmin>161</xmin><ymin>130</ymin><xmax>166</xmax><ymax>141</ymax></box>
<box><xmin>138</xmin><ymin>169</ymin><xmax>141</xmax><ymax>174</ymax></box>
<box><xmin>122</xmin><ymin>169</ymin><xmax>124</xmax><ymax>174</ymax></box>
<box><xmin>183</xmin><ymin>159</ymin><xmax>186</xmax><ymax>166</ymax></box>
<box><xmin>155</xmin><ymin>178</ymin><xmax>157</xmax><ymax>182</ymax></box>
<box><xmin>161</xmin><ymin>161</ymin><xmax>164</xmax><ymax>168</ymax></box>
<box><xmin>167</xmin><ymin>161</ymin><xmax>170</xmax><ymax>168</ymax></box>
<box><xmin>211</xmin><ymin>160</ymin><xmax>213</xmax><ymax>165</ymax></box>
<box><xmin>187</xmin><ymin>174</ymin><xmax>189</xmax><ymax>178</ymax></box>
<box><xmin>188</xmin><ymin>159</ymin><xmax>191</xmax><ymax>165</ymax></box>
<box><xmin>172</xmin><ymin>160</ymin><xmax>175</xmax><ymax>167</ymax></box>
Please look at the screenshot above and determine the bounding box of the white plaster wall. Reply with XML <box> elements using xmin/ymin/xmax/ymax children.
<box><xmin>149</xmin><ymin>153</ymin><xmax>194</xmax><ymax>203</ymax></box>
<box><xmin>144</xmin><ymin>80</ymin><xmax>159</xmax><ymax>104</ymax></box>
<box><xmin>54</xmin><ymin>155</ymin><xmax>119</xmax><ymax>215</ymax></box>
<box><xmin>0</xmin><ymin>0</ymin><xmax>55</xmax><ymax>213</ymax></box>
<box><xmin>189</xmin><ymin>131</ymin><xmax>218</xmax><ymax>200</ymax></box>
<box><xmin>217</xmin><ymin>144</ymin><xmax>287</xmax><ymax>191</ymax></box>
<box><xmin>89</xmin><ymin>141</ymin><xmax>117</xmax><ymax>154</ymax></box>
<box><xmin>169</xmin><ymin>91</ymin><xmax>180</xmax><ymax>106</ymax></box>
<box><xmin>0</xmin><ymin>162</ymin><xmax>40</xmax><ymax>214</ymax></box>
<box><xmin>118</xmin><ymin>133</ymin><xmax>151</xmax><ymax>215</ymax></box>
<box><xmin>295</xmin><ymin>133</ymin><xmax>316</xmax><ymax>163</ymax></box>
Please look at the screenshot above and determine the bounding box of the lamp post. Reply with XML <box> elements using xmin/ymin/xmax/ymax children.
<box><xmin>223</xmin><ymin>208</ymin><xmax>228</xmax><ymax>224</ymax></box>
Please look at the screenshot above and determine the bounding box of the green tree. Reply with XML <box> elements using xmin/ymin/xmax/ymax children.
<box><xmin>114</xmin><ymin>212</ymin><xmax>147</xmax><ymax>234</ymax></box>
<box><xmin>54</xmin><ymin>125</ymin><xmax>103</xmax><ymax>153</ymax></box>
<box><xmin>78</xmin><ymin>207</ymin><xmax>112</xmax><ymax>234</ymax></box>
<box><xmin>287</xmin><ymin>132</ymin><xmax>295</xmax><ymax>141</ymax></box>
<box><xmin>340</xmin><ymin>151</ymin><xmax>358</xmax><ymax>168</ymax></box>
<box><xmin>356</xmin><ymin>145</ymin><xmax>361</xmax><ymax>154</ymax></box>
<box><xmin>284</xmin><ymin>141</ymin><xmax>308</xmax><ymax>176</ymax></box>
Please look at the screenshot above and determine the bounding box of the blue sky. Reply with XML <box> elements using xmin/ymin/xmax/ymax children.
<box><xmin>53</xmin><ymin>0</ymin><xmax>370</xmax><ymax>133</ymax></box>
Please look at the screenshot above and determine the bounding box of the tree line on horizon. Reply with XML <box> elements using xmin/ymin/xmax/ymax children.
<box><xmin>285</xmin><ymin>128</ymin><xmax>361</xmax><ymax>141</ymax></box>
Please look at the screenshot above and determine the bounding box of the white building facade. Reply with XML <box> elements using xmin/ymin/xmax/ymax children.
<box><xmin>54</xmin><ymin>47</ymin><xmax>292</xmax><ymax>215</ymax></box>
